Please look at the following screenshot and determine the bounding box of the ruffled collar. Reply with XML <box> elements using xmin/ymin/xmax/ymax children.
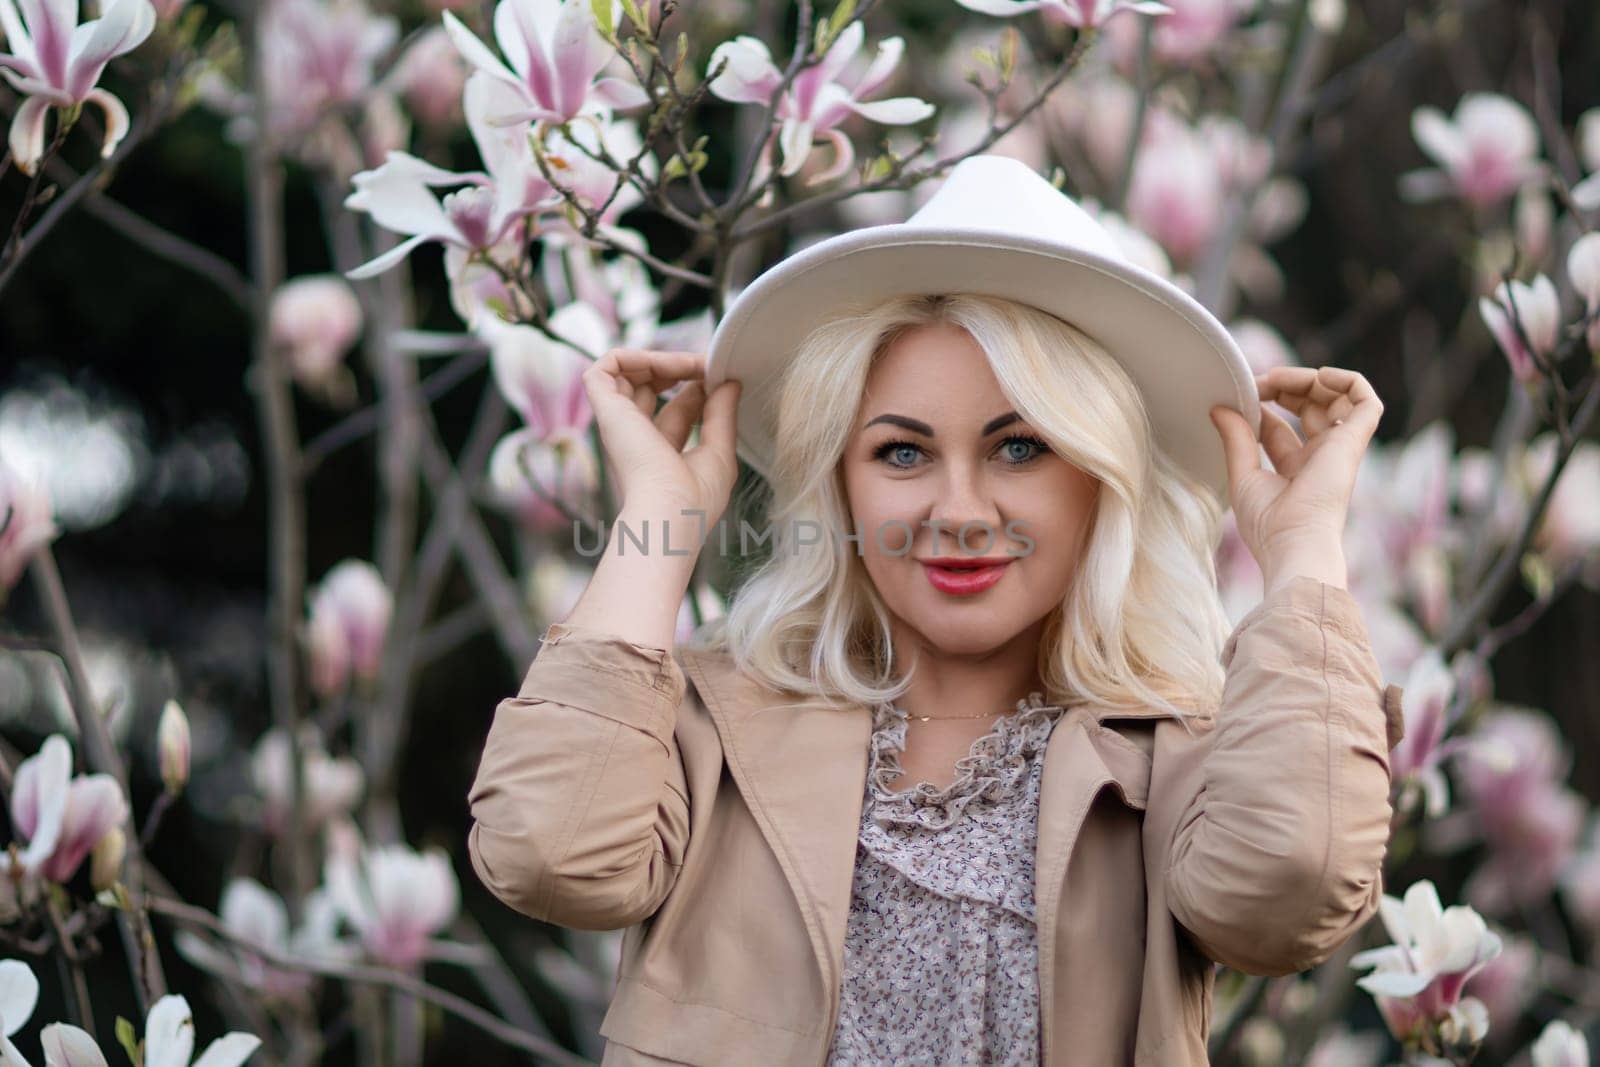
<box><xmin>865</xmin><ymin>690</ymin><xmax>1068</xmax><ymax>831</ymax></box>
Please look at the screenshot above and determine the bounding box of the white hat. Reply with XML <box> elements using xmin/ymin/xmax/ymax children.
<box><xmin>704</xmin><ymin>153</ymin><xmax>1260</xmax><ymax>506</ymax></box>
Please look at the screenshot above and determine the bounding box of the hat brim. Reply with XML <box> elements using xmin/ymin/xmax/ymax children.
<box><xmin>705</xmin><ymin>225</ymin><xmax>1259</xmax><ymax>507</ymax></box>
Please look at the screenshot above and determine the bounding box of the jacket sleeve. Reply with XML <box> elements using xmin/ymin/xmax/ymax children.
<box><xmin>1164</xmin><ymin>576</ymin><xmax>1403</xmax><ymax>976</ymax></box>
<box><xmin>466</xmin><ymin>620</ymin><xmax>691</xmax><ymax>931</ymax></box>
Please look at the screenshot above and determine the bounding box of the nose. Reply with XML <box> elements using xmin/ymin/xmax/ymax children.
<box><xmin>925</xmin><ymin>461</ymin><xmax>1004</xmax><ymax>554</ymax></box>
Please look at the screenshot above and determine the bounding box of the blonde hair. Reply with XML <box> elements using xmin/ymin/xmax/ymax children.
<box><xmin>689</xmin><ymin>293</ymin><xmax>1231</xmax><ymax>731</ymax></box>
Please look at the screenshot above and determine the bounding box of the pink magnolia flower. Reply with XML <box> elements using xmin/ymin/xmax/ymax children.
<box><xmin>1388</xmin><ymin>649</ymin><xmax>1470</xmax><ymax>818</ymax></box>
<box><xmin>1350</xmin><ymin>879</ymin><xmax>1502</xmax><ymax>1051</ymax></box>
<box><xmin>1126</xmin><ymin>120</ymin><xmax>1225</xmax><ymax>264</ymax></box>
<box><xmin>1455</xmin><ymin>709</ymin><xmax>1586</xmax><ymax>915</ymax></box>
<box><xmin>1401</xmin><ymin>93</ymin><xmax>1545</xmax><ymax>211</ymax></box>
<box><xmin>382</xmin><ymin>25</ymin><xmax>467</xmax><ymax>130</ymax></box>
<box><xmin>488</xmin><ymin>426</ymin><xmax>599</xmax><ymax>533</ymax></box>
<box><xmin>326</xmin><ymin>837</ymin><xmax>460</xmax><ymax>970</ymax></box>
<box><xmin>1463</xmin><ymin>934</ymin><xmax>1539</xmax><ymax>1044</ymax></box>
<box><xmin>1567</xmin><ymin>232</ymin><xmax>1600</xmax><ymax>352</ymax></box>
<box><xmin>1479</xmin><ymin>274</ymin><xmax>1561</xmax><ymax>385</ymax></box>
<box><xmin>1102</xmin><ymin>0</ymin><xmax>1253</xmax><ymax>68</ymax></box>
<box><xmin>485</xmin><ymin>305</ymin><xmax>598</xmax><ymax>434</ymax></box>
<box><xmin>0</xmin><ymin>456</ymin><xmax>57</xmax><ymax>596</ymax></box>
<box><xmin>1521</xmin><ymin>433</ymin><xmax>1600</xmax><ymax>585</ymax></box>
<box><xmin>268</xmin><ymin>275</ymin><xmax>364</xmax><ymax>395</ymax></box>
<box><xmin>305</xmin><ymin>559</ymin><xmax>392</xmax><ymax>697</ymax></box>
<box><xmin>441</xmin><ymin>0</ymin><xmax>650</xmax><ymax>128</ymax></box>
<box><xmin>259</xmin><ymin>0</ymin><xmax>399</xmax><ymax>147</ymax></box>
<box><xmin>249</xmin><ymin>725</ymin><xmax>365</xmax><ymax>837</ymax></box>
<box><xmin>707</xmin><ymin>21</ymin><xmax>934</xmax><ymax>188</ymax></box>
<box><xmin>174</xmin><ymin>878</ymin><xmax>348</xmax><ymax>1002</ymax></box>
<box><xmin>343</xmin><ymin>72</ymin><xmax>561</xmax><ymax>279</ymax></box>
<box><xmin>1</xmin><ymin>734</ymin><xmax>127</xmax><ymax>888</ymax></box>
<box><xmin>952</xmin><ymin>0</ymin><xmax>1171</xmax><ymax>30</ymax></box>
<box><xmin>0</xmin><ymin>0</ymin><xmax>156</xmax><ymax>174</ymax></box>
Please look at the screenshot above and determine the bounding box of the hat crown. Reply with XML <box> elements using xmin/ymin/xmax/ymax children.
<box><xmin>904</xmin><ymin>155</ymin><xmax>1127</xmax><ymax>263</ymax></box>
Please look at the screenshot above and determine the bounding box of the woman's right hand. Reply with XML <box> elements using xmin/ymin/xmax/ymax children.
<box><xmin>582</xmin><ymin>348</ymin><xmax>742</xmax><ymax>527</ymax></box>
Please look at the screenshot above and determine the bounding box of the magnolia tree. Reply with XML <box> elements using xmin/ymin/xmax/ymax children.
<box><xmin>1</xmin><ymin>0</ymin><xmax>1599</xmax><ymax>1063</ymax></box>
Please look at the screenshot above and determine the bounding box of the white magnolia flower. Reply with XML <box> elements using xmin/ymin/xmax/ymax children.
<box><xmin>0</xmin><ymin>0</ymin><xmax>157</xmax><ymax>174</ymax></box>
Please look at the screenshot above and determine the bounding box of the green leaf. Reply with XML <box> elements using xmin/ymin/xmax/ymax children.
<box><xmin>999</xmin><ymin>27</ymin><xmax>1018</xmax><ymax>81</ymax></box>
<box><xmin>619</xmin><ymin>0</ymin><xmax>645</xmax><ymax>31</ymax></box>
<box><xmin>829</xmin><ymin>0</ymin><xmax>857</xmax><ymax>38</ymax></box>
<box><xmin>591</xmin><ymin>0</ymin><xmax>614</xmax><ymax>38</ymax></box>
<box><xmin>662</xmin><ymin>155</ymin><xmax>687</xmax><ymax>181</ymax></box>
<box><xmin>115</xmin><ymin>1017</ymin><xmax>141</xmax><ymax>1066</ymax></box>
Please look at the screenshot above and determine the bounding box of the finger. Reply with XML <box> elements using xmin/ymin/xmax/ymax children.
<box><xmin>1258</xmin><ymin>404</ymin><xmax>1305</xmax><ymax>477</ymax></box>
<box><xmin>1258</xmin><ymin>366</ymin><xmax>1382</xmax><ymax>439</ymax></box>
<box><xmin>696</xmin><ymin>379</ymin><xmax>742</xmax><ymax>467</ymax></box>
<box><xmin>655</xmin><ymin>380</ymin><xmax>708</xmax><ymax>451</ymax></box>
<box><xmin>1208</xmin><ymin>404</ymin><xmax>1261</xmax><ymax>499</ymax></box>
<box><xmin>602</xmin><ymin>348</ymin><xmax>708</xmax><ymax>392</ymax></box>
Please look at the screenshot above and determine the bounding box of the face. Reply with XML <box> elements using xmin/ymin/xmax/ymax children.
<box><xmin>839</xmin><ymin>321</ymin><xmax>1101</xmax><ymax>658</ymax></box>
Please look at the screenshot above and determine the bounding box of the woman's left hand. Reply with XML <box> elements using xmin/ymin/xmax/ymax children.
<box><xmin>1209</xmin><ymin>366</ymin><xmax>1384</xmax><ymax>564</ymax></box>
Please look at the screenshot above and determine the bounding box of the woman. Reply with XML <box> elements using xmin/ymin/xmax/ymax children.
<box><xmin>465</xmin><ymin>156</ymin><xmax>1406</xmax><ymax>1065</ymax></box>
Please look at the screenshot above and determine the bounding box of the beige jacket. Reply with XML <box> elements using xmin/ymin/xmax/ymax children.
<box><xmin>466</xmin><ymin>575</ymin><xmax>1406</xmax><ymax>1066</ymax></box>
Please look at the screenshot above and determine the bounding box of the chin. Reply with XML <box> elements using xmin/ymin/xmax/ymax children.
<box><xmin>897</xmin><ymin>611</ymin><xmax>1028</xmax><ymax>658</ymax></box>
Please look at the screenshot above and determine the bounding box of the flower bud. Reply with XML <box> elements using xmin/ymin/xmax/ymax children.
<box><xmin>158</xmin><ymin>699</ymin><xmax>191</xmax><ymax>794</ymax></box>
<box><xmin>90</xmin><ymin>826</ymin><xmax>126</xmax><ymax>892</ymax></box>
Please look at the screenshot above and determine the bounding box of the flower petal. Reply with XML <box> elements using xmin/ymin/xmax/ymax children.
<box><xmin>39</xmin><ymin>1023</ymin><xmax>107</xmax><ymax>1067</ymax></box>
<box><xmin>141</xmin><ymin>995</ymin><xmax>195</xmax><ymax>1067</ymax></box>
<box><xmin>0</xmin><ymin>960</ymin><xmax>39</xmax><ymax>1039</ymax></box>
<box><xmin>845</xmin><ymin>94</ymin><xmax>934</xmax><ymax>125</ymax></box>
<box><xmin>81</xmin><ymin>85</ymin><xmax>129</xmax><ymax>158</ymax></box>
<box><xmin>7</xmin><ymin>94</ymin><xmax>54</xmax><ymax>177</ymax></box>
<box><xmin>64</xmin><ymin>0</ymin><xmax>156</xmax><ymax>101</ymax></box>
<box><xmin>190</xmin><ymin>1034</ymin><xmax>262</xmax><ymax>1067</ymax></box>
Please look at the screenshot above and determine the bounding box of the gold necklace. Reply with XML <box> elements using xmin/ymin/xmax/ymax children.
<box><xmin>907</xmin><ymin>713</ymin><xmax>1006</xmax><ymax>722</ymax></box>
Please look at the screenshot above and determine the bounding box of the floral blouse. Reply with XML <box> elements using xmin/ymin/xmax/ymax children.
<box><xmin>823</xmin><ymin>691</ymin><xmax>1069</xmax><ymax>1067</ymax></box>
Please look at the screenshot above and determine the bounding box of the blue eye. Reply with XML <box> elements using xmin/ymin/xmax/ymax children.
<box><xmin>1000</xmin><ymin>434</ymin><xmax>1050</xmax><ymax>464</ymax></box>
<box><xmin>871</xmin><ymin>439</ymin><xmax>923</xmax><ymax>469</ymax></box>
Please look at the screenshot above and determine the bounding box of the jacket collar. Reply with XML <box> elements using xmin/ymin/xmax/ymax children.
<box><xmin>676</xmin><ymin>642</ymin><xmax>1185</xmax><ymax>1045</ymax></box>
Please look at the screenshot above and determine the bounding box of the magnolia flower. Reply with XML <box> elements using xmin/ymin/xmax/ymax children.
<box><xmin>1389</xmin><ymin>649</ymin><xmax>1465</xmax><ymax>818</ymax></box>
<box><xmin>1479</xmin><ymin>274</ymin><xmax>1561</xmax><ymax>385</ymax></box>
<box><xmin>707</xmin><ymin>22</ymin><xmax>934</xmax><ymax>188</ymax></box>
<box><xmin>383</xmin><ymin>25</ymin><xmax>468</xmax><ymax>129</ymax></box>
<box><xmin>1350</xmin><ymin>879</ymin><xmax>1502</xmax><ymax>1052</ymax></box>
<box><xmin>1454</xmin><ymin>709</ymin><xmax>1586</xmax><ymax>914</ymax></box>
<box><xmin>157</xmin><ymin>698</ymin><xmax>191</xmax><ymax>793</ymax></box>
<box><xmin>258</xmin><ymin>0</ymin><xmax>399</xmax><ymax>148</ymax></box>
<box><xmin>486</xmin><ymin>306</ymin><xmax>598</xmax><ymax>433</ymax></box>
<box><xmin>488</xmin><ymin>427</ymin><xmax>599</xmax><ymax>533</ymax></box>
<box><xmin>1103</xmin><ymin>0</ymin><xmax>1254</xmax><ymax>67</ymax></box>
<box><xmin>1573</xmin><ymin>108</ymin><xmax>1600</xmax><ymax>211</ymax></box>
<box><xmin>952</xmin><ymin>0</ymin><xmax>1172</xmax><ymax>30</ymax></box>
<box><xmin>1531</xmin><ymin>1020</ymin><xmax>1591</xmax><ymax>1067</ymax></box>
<box><xmin>1521</xmin><ymin>434</ymin><xmax>1600</xmax><ymax>584</ymax></box>
<box><xmin>175</xmin><ymin>878</ymin><xmax>349</xmax><ymax>1001</ymax></box>
<box><xmin>0</xmin><ymin>455</ymin><xmax>57</xmax><ymax>596</ymax></box>
<box><xmin>1126</xmin><ymin>120</ymin><xmax>1226</xmax><ymax>264</ymax></box>
<box><xmin>343</xmin><ymin>72</ymin><xmax>561</xmax><ymax>279</ymax></box>
<box><xmin>1401</xmin><ymin>93</ymin><xmax>1545</xmax><ymax>210</ymax></box>
<box><xmin>1464</xmin><ymin>934</ymin><xmax>1539</xmax><ymax>1044</ymax></box>
<box><xmin>1567</xmin><ymin>232</ymin><xmax>1600</xmax><ymax>352</ymax></box>
<box><xmin>326</xmin><ymin>837</ymin><xmax>460</xmax><ymax>970</ymax></box>
<box><xmin>39</xmin><ymin>991</ymin><xmax>260</xmax><ymax>1067</ymax></box>
<box><xmin>250</xmin><ymin>725</ymin><xmax>365</xmax><ymax>836</ymax></box>
<box><xmin>1</xmin><ymin>734</ymin><xmax>127</xmax><ymax>891</ymax></box>
<box><xmin>0</xmin><ymin>0</ymin><xmax>157</xmax><ymax>175</ymax></box>
<box><xmin>268</xmin><ymin>276</ymin><xmax>364</xmax><ymax>398</ymax></box>
<box><xmin>441</xmin><ymin>0</ymin><xmax>650</xmax><ymax>128</ymax></box>
<box><xmin>305</xmin><ymin>559</ymin><xmax>392</xmax><ymax>698</ymax></box>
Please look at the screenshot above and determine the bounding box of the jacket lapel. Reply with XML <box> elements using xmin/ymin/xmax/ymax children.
<box><xmin>676</xmin><ymin>647</ymin><xmax>873</xmax><ymax>1025</ymax></box>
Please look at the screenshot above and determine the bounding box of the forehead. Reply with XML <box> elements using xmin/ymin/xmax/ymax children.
<box><xmin>858</xmin><ymin>323</ymin><xmax>1008</xmax><ymax>419</ymax></box>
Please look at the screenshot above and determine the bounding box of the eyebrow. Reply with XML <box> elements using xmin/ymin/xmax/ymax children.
<box><xmin>862</xmin><ymin>411</ymin><xmax>1022</xmax><ymax>437</ymax></box>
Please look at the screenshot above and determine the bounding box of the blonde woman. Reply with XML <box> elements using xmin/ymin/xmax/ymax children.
<box><xmin>465</xmin><ymin>156</ymin><xmax>1406</xmax><ymax>1066</ymax></box>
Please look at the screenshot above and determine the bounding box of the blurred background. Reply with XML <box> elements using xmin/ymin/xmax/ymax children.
<box><xmin>1</xmin><ymin>0</ymin><xmax>1598</xmax><ymax>1063</ymax></box>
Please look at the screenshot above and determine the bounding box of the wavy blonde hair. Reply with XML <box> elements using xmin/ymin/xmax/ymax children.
<box><xmin>688</xmin><ymin>292</ymin><xmax>1231</xmax><ymax>731</ymax></box>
